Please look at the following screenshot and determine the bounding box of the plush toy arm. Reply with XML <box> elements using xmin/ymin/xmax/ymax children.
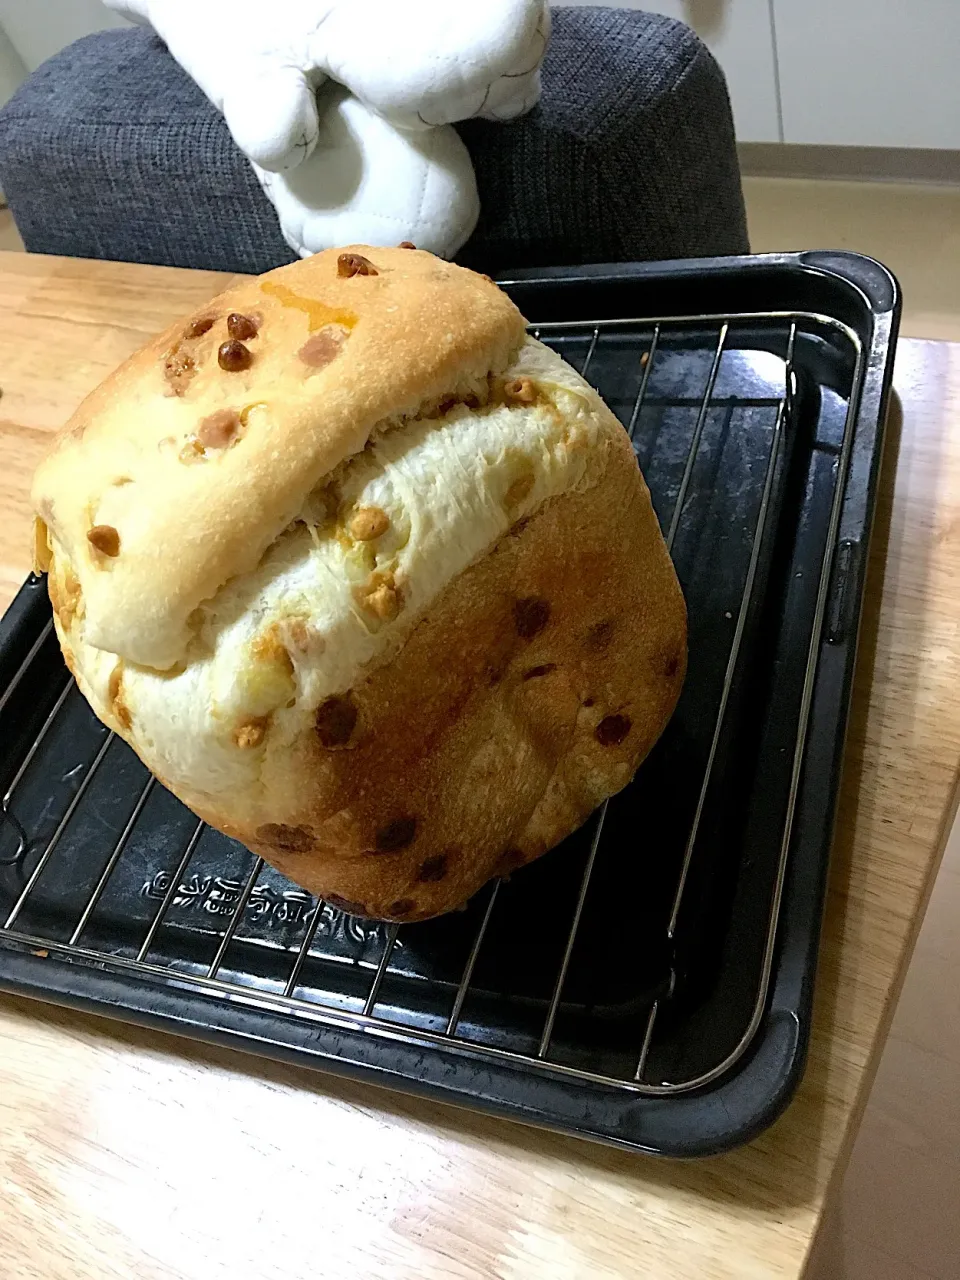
<box><xmin>103</xmin><ymin>0</ymin><xmax>325</xmax><ymax>172</ymax></box>
<box><xmin>319</xmin><ymin>0</ymin><xmax>549</xmax><ymax>130</ymax></box>
<box><xmin>257</xmin><ymin>85</ymin><xmax>479</xmax><ymax>260</ymax></box>
<box><xmin>221</xmin><ymin>61</ymin><xmax>324</xmax><ymax>172</ymax></box>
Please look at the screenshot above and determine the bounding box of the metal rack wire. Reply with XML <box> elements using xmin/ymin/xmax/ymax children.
<box><xmin>0</xmin><ymin>308</ymin><xmax>862</xmax><ymax>1097</ymax></box>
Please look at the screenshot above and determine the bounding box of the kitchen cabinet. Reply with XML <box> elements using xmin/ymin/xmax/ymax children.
<box><xmin>0</xmin><ymin>22</ymin><xmax>25</xmax><ymax>109</ymax></box>
<box><xmin>774</xmin><ymin>0</ymin><xmax>960</xmax><ymax>149</ymax></box>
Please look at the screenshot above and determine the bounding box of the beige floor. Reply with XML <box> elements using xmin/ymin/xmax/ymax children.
<box><xmin>0</xmin><ymin>205</ymin><xmax>22</xmax><ymax>252</ymax></box>
<box><xmin>3</xmin><ymin>179</ymin><xmax>960</xmax><ymax>1278</ymax></box>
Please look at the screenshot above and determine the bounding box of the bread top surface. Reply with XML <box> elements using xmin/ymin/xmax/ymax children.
<box><xmin>32</xmin><ymin>246</ymin><xmax>527</xmax><ymax>670</ymax></box>
<box><xmin>52</xmin><ymin>337</ymin><xmax>632</xmax><ymax>820</ymax></box>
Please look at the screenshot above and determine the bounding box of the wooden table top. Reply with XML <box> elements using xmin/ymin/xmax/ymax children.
<box><xmin>1</xmin><ymin>251</ymin><xmax>958</xmax><ymax>1280</ymax></box>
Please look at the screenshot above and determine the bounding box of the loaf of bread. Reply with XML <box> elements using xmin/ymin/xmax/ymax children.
<box><xmin>32</xmin><ymin>245</ymin><xmax>685</xmax><ymax>921</ymax></box>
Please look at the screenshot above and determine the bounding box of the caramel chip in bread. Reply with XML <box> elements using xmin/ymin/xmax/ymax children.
<box><xmin>256</xmin><ymin>823</ymin><xmax>314</xmax><ymax>853</ymax></box>
<box><xmin>505</xmin><ymin>471</ymin><xmax>535</xmax><ymax>508</ymax></box>
<box><xmin>218</xmin><ymin>339</ymin><xmax>252</xmax><ymax>372</ymax></box>
<box><xmin>337</xmin><ymin>252</ymin><xmax>378</xmax><ymax>278</ymax></box>
<box><xmin>348</xmin><ymin>506</ymin><xmax>390</xmax><ymax>541</ymax></box>
<box><xmin>197</xmin><ymin>409</ymin><xmax>241</xmax><ymax>450</ymax></box>
<box><xmin>163</xmin><ymin>344</ymin><xmax>195</xmax><ymax>396</ymax></box>
<box><xmin>356</xmin><ymin>572</ymin><xmax>402</xmax><ymax>622</ymax></box>
<box><xmin>595</xmin><ymin>714</ymin><xmax>632</xmax><ymax>747</ymax></box>
<box><xmin>235</xmin><ymin>718</ymin><xmax>268</xmax><ymax>749</ymax></box>
<box><xmin>417</xmin><ymin>854</ymin><xmax>448</xmax><ymax>882</ymax></box>
<box><xmin>179</xmin><ymin>439</ymin><xmax>205</xmax><ymax>464</ymax></box>
<box><xmin>87</xmin><ymin>524</ymin><xmax>120</xmax><ymax>558</ymax></box>
<box><xmin>186</xmin><ymin>316</ymin><xmax>215</xmax><ymax>338</ymax></box>
<box><xmin>108</xmin><ymin>663</ymin><xmax>132</xmax><ymax>729</ymax></box>
<box><xmin>33</xmin><ymin>517</ymin><xmax>52</xmax><ymax>575</ymax></box>
<box><xmin>504</xmin><ymin>376</ymin><xmax>537</xmax><ymax>404</ymax></box>
<box><xmin>315</xmin><ymin>694</ymin><xmax>358</xmax><ymax>748</ymax></box>
<box><xmin>298</xmin><ymin>328</ymin><xmax>347</xmax><ymax>369</ymax></box>
<box><xmin>227</xmin><ymin>312</ymin><xmax>259</xmax><ymax>341</ymax></box>
<box><xmin>513</xmin><ymin>597</ymin><xmax>550</xmax><ymax>639</ymax></box>
<box><xmin>375</xmin><ymin>818</ymin><xmax>417</xmax><ymax>853</ymax></box>
<box><xmin>284</xmin><ymin>617</ymin><xmax>322</xmax><ymax>656</ymax></box>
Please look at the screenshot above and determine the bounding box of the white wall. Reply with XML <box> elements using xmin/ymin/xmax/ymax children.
<box><xmin>0</xmin><ymin>20</ymin><xmax>25</xmax><ymax>108</ymax></box>
<box><xmin>774</xmin><ymin>0</ymin><xmax>960</xmax><ymax>149</ymax></box>
<box><xmin>0</xmin><ymin>0</ymin><xmax>128</xmax><ymax>73</ymax></box>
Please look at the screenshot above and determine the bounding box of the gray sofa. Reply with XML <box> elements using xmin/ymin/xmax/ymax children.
<box><xmin>0</xmin><ymin>7</ymin><xmax>748</xmax><ymax>274</ymax></box>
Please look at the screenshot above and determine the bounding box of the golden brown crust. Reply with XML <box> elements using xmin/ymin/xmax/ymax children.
<box><xmin>170</xmin><ymin>426</ymin><xmax>686</xmax><ymax>921</ymax></box>
<box><xmin>32</xmin><ymin>246</ymin><xmax>526</xmax><ymax>669</ymax></box>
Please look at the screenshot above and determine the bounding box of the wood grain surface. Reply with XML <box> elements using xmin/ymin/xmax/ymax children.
<box><xmin>1</xmin><ymin>252</ymin><xmax>958</xmax><ymax>1280</ymax></box>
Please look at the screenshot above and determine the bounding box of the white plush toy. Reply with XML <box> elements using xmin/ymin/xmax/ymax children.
<box><xmin>104</xmin><ymin>0</ymin><xmax>550</xmax><ymax>259</ymax></box>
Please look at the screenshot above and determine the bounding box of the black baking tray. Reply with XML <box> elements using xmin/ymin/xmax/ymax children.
<box><xmin>0</xmin><ymin>252</ymin><xmax>899</xmax><ymax>1156</ymax></box>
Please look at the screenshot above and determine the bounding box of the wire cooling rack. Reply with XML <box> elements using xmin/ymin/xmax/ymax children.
<box><xmin>1</xmin><ymin>255</ymin><xmax>898</xmax><ymax>1155</ymax></box>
